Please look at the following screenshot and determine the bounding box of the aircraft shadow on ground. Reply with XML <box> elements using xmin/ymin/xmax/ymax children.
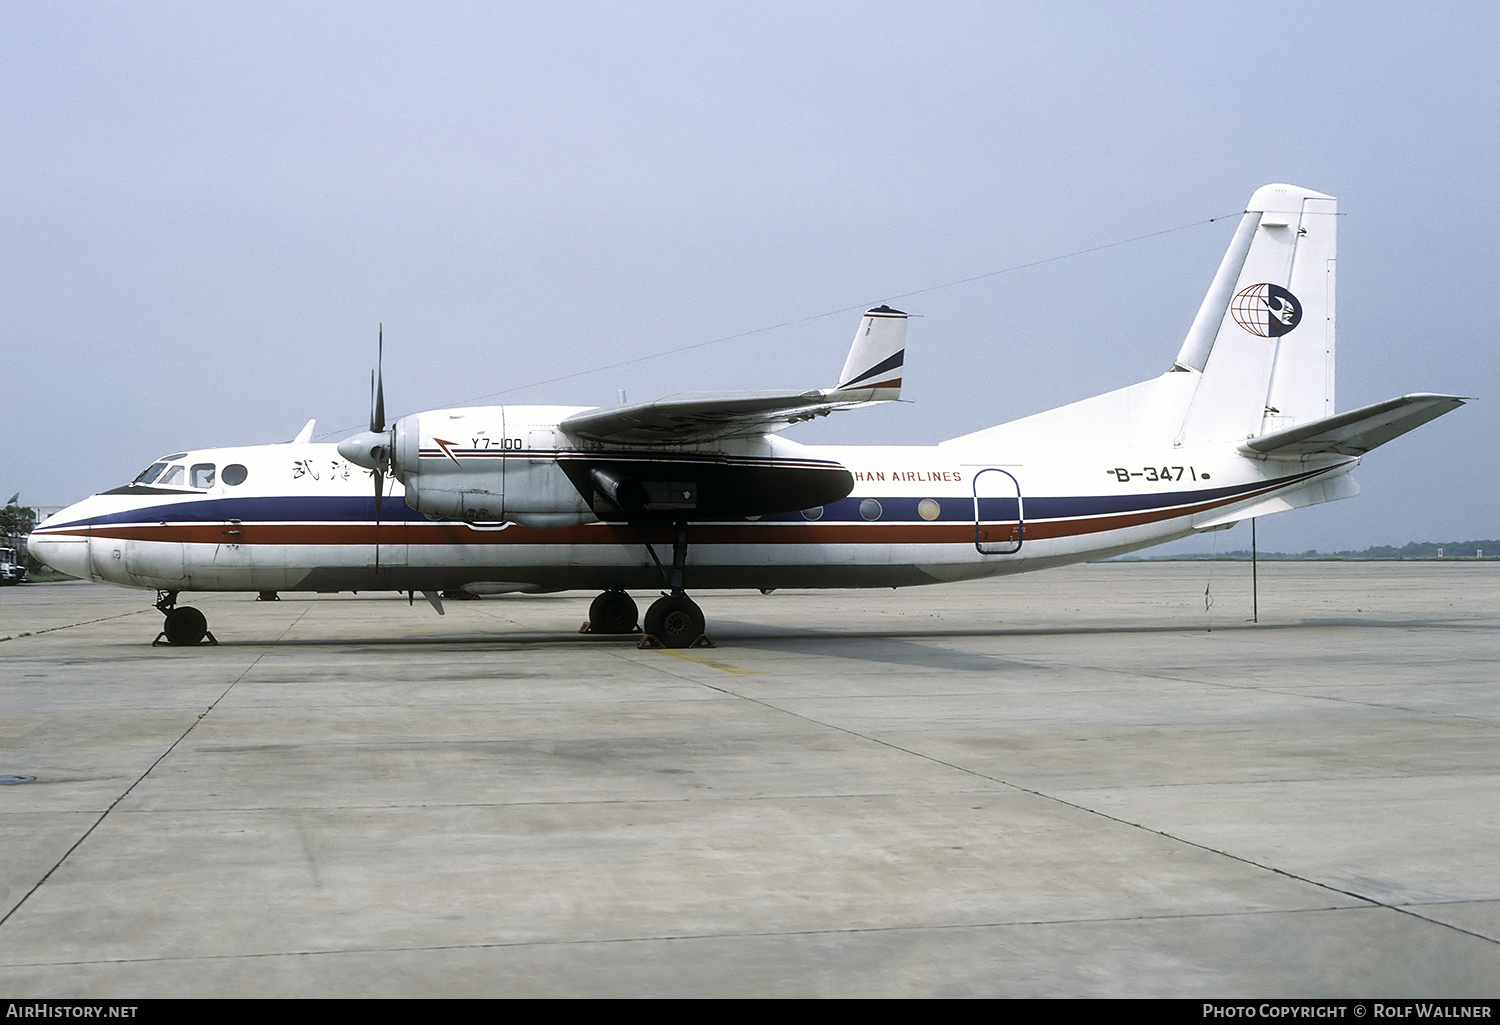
<box><xmin>194</xmin><ymin>615</ymin><xmax>1489</xmax><ymax>652</ymax></box>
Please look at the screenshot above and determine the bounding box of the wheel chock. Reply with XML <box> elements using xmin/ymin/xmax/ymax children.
<box><xmin>637</xmin><ymin>632</ymin><xmax>714</xmax><ymax>650</ymax></box>
<box><xmin>152</xmin><ymin>630</ymin><xmax>219</xmax><ymax>647</ymax></box>
<box><xmin>585</xmin><ymin>622</ymin><xmax>645</xmax><ymax>638</ymax></box>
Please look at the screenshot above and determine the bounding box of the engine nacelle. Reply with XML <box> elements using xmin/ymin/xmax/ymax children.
<box><xmin>392</xmin><ymin>405</ymin><xmax>596</xmax><ymax>529</ymax></box>
<box><xmin>343</xmin><ymin>402</ymin><xmax>855</xmax><ymax>528</ymax></box>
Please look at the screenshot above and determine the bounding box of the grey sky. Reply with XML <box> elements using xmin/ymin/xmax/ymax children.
<box><xmin>3</xmin><ymin>1</ymin><xmax>1494</xmax><ymax>553</ymax></box>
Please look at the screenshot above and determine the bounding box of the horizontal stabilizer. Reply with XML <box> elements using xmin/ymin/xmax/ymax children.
<box><xmin>1240</xmin><ymin>393</ymin><xmax>1466</xmax><ymax>458</ymax></box>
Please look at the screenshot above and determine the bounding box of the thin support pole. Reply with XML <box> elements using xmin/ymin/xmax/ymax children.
<box><xmin>1251</xmin><ymin>518</ymin><xmax>1259</xmax><ymax>624</ymax></box>
<box><xmin>670</xmin><ymin>522</ymin><xmax>688</xmax><ymax>595</ymax></box>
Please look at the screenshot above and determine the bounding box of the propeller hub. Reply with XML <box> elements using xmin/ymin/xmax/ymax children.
<box><xmin>337</xmin><ymin>430</ymin><xmax>391</xmax><ymax>470</ymax></box>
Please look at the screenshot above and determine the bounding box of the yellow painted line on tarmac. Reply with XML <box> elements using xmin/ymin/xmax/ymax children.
<box><xmin>650</xmin><ymin>648</ymin><xmax>757</xmax><ymax>674</ymax></box>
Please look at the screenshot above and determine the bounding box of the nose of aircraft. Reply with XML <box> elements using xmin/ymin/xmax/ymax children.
<box><xmin>27</xmin><ymin>510</ymin><xmax>92</xmax><ymax>581</ymax></box>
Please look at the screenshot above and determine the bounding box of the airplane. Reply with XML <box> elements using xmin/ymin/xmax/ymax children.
<box><xmin>28</xmin><ymin>184</ymin><xmax>1465</xmax><ymax>648</ymax></box>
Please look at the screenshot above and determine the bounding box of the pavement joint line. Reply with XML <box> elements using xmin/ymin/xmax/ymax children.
<box><xmin>907</xmin><ymin>753</ymin><xmax>1500</xmax><ymax>950</ymax></box>
<box><xmin>0</xmin><ymin>607</ymin><xmax>153</xmax><ymax>643</ymax></box>
<box><xmin>58</xmin><ymin>790</ymin><xmax>1021</xmax><ymax>813</ymax></box>
<box><xmin>0</xmin><ymin>604</ymin><xmax>315</xmax><ymax>932</ymax></box>
<box><xmin>0</xmin><ymin>901</ymin><xmax>1410</xmax><ymax>970</ymax></box>
<box><xmin>948</xmin><ymin>654</ymin><xmax>1485</xmax><ymax>720</ymax></box>
<box><xmin>652</xmin><ymin>676</ymin><xmax>1500</xmax><ymax>952</ymax></box>
<box><xmin>584</xmin><ymin>658</ymin><xmax>1410</xmax><ymax>934</ymax></box>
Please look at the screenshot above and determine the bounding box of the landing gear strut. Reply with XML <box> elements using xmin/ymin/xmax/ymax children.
<box><xmin>637</xmin><ymin>521</ymin><xmax>710</xmax><ymax>649</ymax></box>
<box><xmin>152</xmin><ymin>590</ymin><xmax>216</xmax><ymax>646</ymax></box>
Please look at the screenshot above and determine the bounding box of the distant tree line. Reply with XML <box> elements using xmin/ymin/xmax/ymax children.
<box><xmin>1</xmin><ymin>503</ymin><xmax>37</xmax><ymax>536</ymax></box>
<box><xmin>1324</xmin><ymin>540</ymin><xmax>1498</xmax><ymax>560</ymax></box>
<box><xmin>1123</xmin><ymin>539</ymin><xmax>1499</xmax><ymax>561</ymax></box>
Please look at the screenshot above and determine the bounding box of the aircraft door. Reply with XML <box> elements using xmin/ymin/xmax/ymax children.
<box><xmin>972</xmin><ymin>467</ymin><xmax>1023</xmax><ymax>555</ymax></box>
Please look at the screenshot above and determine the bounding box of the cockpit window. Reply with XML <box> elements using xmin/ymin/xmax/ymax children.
<box><xmin>133</xmin><ymin>462</ymin><xmax>168</xmax><ymax>485</ymax></box>
<box><xmin>190</xmin><ymin>463</ymin><xmax>216</xmax><ymax>489</ymax></box>
<box><xmin>157</xmin><ymin>464</ymin><xmax>186</xmax><ymax>487</ymax></box>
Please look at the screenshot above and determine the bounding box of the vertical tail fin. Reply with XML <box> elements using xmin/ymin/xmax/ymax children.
<box><xmin>1174</xmin><ymin>184</ymin><xmax>1336</xmax><ymax>445</ymax></box>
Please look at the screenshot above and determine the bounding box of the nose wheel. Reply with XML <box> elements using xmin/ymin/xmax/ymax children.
<box><xmin>155</xmin><ymin>605</ymin><xmax>216</xmax><ymax>646</ymax></box>
<box><xmin>152</xmin><ymin>591</ymin><xmax>217</xmax><ymax>646</ymax></box>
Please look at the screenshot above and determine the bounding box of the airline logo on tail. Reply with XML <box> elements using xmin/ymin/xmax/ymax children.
<box><xmin>1231</xmin><ymin>283</ymin><xmax>1302</xmax><ymax>337</ymax></box>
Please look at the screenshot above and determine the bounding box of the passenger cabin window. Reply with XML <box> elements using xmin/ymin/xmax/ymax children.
<box><xmin>222</xmin><ymin>464</ymin><xmax>248</xmax><ymax>486</ymax></box>
<box><xmin>190</xmin><ymin>463</ymin><xmax>216</xmax><ymax>489</ymax></box>
<box><xmin>133</xmin><ymin>462</ymin><xmax>167</xmax><ymax>485</ymax></box>
<box><xmin>157</xmin><ymin>464</ymin><xmax>186</xmax><ymax>487</ymax></box>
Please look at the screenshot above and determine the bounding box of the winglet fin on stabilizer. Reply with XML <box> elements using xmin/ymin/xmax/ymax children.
<box><xmin>559</xmin><ymin>306</ymin><xmax>910</xmax><ymax>444</ymax></box>
<box><xmin>834</xmin><ymin>305</ymin><xmax>906</xmax><ymax>401</ymax></box>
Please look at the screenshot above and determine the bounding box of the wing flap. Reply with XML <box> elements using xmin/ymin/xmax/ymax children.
<box><xmin>1239</xmin><ymin>393</ymin><xmax>1466</xmax><ymax>458</ymax></box>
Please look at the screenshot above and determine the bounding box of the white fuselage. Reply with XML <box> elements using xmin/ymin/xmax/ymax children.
<box><xmin>29</xmin><ymin>422</ymin><xmax>1356</xmax><ymax>596</ymax></box>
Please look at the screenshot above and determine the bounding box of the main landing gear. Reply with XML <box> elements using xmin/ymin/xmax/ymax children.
<box><xmin>583</xmin><ymin>590</ymin><xmax>708</xmax><ymax>648</ymax></box>
<box><xmin>638</xmin><ymin>521</ymin><xmax>711</xmax><ymax>648</ymax></box>
<box><xmin>641</xmin><ymin>593</ymin><xmax>706</xmax><ymax>647</ymax></box>
<box><xmin>583</xmin><ymin>522</ymin><xmax>712</xmax><ymax>649</ymax></box>
<box><xmin>152</xmin><ymin>591</ymin><xmax>217</xmax><ymax>647</ymax></box>
<box><xmin>586</xmin><ymin>590</ymin><xmax>639</xmax><ymax>634</ymax></box>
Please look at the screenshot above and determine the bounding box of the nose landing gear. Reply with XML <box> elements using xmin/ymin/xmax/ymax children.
<box><xmin>151</xmin><ymin>591</ymin><xmax>217</xmax><ymax>646</ymax></box>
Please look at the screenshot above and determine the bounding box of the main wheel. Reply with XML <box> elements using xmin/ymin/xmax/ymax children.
<box><xmin>643</xmin><ymin>594</ymin><xmax>705</xmax><ymax>648</ymax></box>
<box><xmin>163</xmin><ymin>605</ymin><xmax>209</xmax><ymax>646</ymax></box>
<box><xmin>588</xmin><ymin>590</ymin><xmax>639</xmax><ymax>634</ymax></box>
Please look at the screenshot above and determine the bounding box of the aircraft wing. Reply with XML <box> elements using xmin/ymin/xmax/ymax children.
<box><xmin>560</xmin><ymin>305</ymin><xmax>906</xmax><ymax>445</ymax></box>
<box><xmin>562</xmin><ymin>388</ymin><xmax>887</xmax><ymax>445</ymax></box>
<box><xmin>1240</xmin><ymin>393</ymin><xmax>1466</xmax><ymax>458</ymax></box>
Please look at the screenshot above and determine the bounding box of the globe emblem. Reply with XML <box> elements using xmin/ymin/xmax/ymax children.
<box><xmin>1231</xmin><ymin>283</ymin><xmax>1302</xmax><ymax>337</ymax></box>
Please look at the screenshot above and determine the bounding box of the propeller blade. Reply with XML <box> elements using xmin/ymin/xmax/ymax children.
<box><xmin>369</xmin><ymin>324</ymin><xmax>387</xmax><ymax>572</ymax></box>
<box><xmin>373</xmin><ymin>447</ymin><xmax>385</xmax><ymax>572</ymax></box>
<box><xmin>373</xmin><ymin>324</ymin><xmax>386</xmax><ymax>433</ymax></box>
